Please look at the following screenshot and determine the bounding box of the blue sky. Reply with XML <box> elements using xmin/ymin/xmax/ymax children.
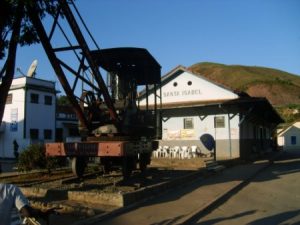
<box><xmin>13</xmin><ymin>0</ymin><xmax>300</xmax><ymax>85</ymax></box>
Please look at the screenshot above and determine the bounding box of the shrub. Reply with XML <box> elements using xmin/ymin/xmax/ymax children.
<box><xmin>17</xmin><ymin>144</ymin><xmax>65</xmax><ymax>172</ymax></box>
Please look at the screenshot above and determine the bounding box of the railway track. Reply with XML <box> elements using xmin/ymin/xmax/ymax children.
<box><xmin>0</xmin><ymin>165</ymin><xmax>198</xmax><ymax>194</ymax></box>
<box><xmin>0</xmin><ymin>169</ymin><xmax>74</xmax><ymax>186</ymax></box>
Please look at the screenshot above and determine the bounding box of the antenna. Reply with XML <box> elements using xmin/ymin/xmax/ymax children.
<box><xmin>27</xmin><ymin>59</ymin><xmax>38</xmax><ymax>77</ymax></box>
<box><xmin>17</xmin><ymin>68</ymin><xmax>26</xmax><ymax>76</ymax></box>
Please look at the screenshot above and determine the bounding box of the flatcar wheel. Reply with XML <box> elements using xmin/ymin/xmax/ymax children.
<box><xmin>122</xmin><ymin>157</ymin><xmax>133</xmax><ymax>180</ymax></box>
<box><xmin>72</xmin><ymin>157</ymin><xmax>86</xmax><ymax>177</ymax></box>
<box><xmin>101</xmin><ymin>157</ymin><xmax>111</xmax><ymax>174</ymax></box>
<box><xmin>139</xmin><ymin>153</ymin><xmax>150</xmax><ymax>173</ymax></box>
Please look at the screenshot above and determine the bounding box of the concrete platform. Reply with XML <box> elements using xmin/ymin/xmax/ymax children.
<box><xmin>75</xmin><ymin>152</ymin><xmax>281</xmax><ymax>225</ymax></box>
<box><xmin>19</xmin><ymin>169</ymin><xmax>205</xmax><ymax>207</ymax></box>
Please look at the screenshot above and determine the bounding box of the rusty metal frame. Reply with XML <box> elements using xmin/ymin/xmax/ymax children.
<box><xmin>45</xmin><ymin>140</ymin><xmax>158</xmax><ymax>157</ymax></box>
<box><xmin>26</xmin><ymin>0</ymin><xmax>119</xmax><ymax>132</ymax></box>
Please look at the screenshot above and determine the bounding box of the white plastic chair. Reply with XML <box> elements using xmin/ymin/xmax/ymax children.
<box><xmin>173</xmin><ymin>146</ymin><xmax>180</xmax><ymax>159</ymax></box>
<box><xmin>162</xmin><ymin>146</ymin><xmax>170</xmax><ymax>158</ymax></box>
<box><xmin>181</xmin><ymin>146</ymin><xmax>190</xmax><ymax>159</ymax></box>
<box><xmin>191</xmin><ymin>145</ymin><xmax>198</xmax><ymax>158</ymax></box>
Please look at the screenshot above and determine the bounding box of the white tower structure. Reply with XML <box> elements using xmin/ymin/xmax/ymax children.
<box><xmin>0</xmin><ymin>76</ymin><xmax>56</xmax><ymax>158</ymax></box>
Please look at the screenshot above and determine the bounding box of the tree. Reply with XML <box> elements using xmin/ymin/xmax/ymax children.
<box><xmin>0</xmin><ymin>0</ymin><xmax>60</xmax><ymax>125</ymax></box>
<box><xmin>57</xmin><ymin>95</ymin><xmax>71</xmax><ymax>106</ymax></box>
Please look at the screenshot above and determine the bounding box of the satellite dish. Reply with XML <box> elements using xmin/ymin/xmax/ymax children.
<box><xmin>27</xmin><ymin>59</ymin><xmax>38</xmax><ymax>77</ymax></box>
<box><xmin>200</xmin><ymin>133</ymin><xmax>215</xmax><ymax>151</ymax></box>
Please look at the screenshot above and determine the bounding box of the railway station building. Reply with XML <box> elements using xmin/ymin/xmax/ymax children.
<box><xmin>139</xmin><ymin>66</ymin><xmax>283</xmax><ymax>160</ymax></box>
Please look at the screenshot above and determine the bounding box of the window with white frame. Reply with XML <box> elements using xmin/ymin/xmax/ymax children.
<box><xmin>214</xmin><ymin>116</ymin><xmax>225</xmax><ymax>128</ymax></box>
<box><xmin>291</xmin><ymin>136</ymin><xmax>296</xmax><ymax>145</ymax></box>
<box><xmin>6</xmin><ymin>94</ymin><xmax>12</xmax><ymax>104</ymax></box>
<box><xmin>30</xmin><ymin>129</ymin><xmax>39</xmax><ymax>139</ymax></box>
<box><xmin>44</xmin><ymin>129</ymin><xmax>52</xmax><ymax>139</ymax></box>
<box><xmin>30</xmin><ymin>93</ymin><xmax>39</xmax><ymax>104</ymax></box>
<box><xmin>184</xmin><ymin>118</ymin><xmax>194</xmax><ymax>129</ymax></box>
<box><xmin>44</xmin><ymin>95</ymin><xmax>52</xmax><ymax>105</ymax></box>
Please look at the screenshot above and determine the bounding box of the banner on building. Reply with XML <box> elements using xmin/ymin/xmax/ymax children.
<box><xmin>10</xmin><ymin>108</ymin><xmax>18</xmax><ymax>132</ymax></box>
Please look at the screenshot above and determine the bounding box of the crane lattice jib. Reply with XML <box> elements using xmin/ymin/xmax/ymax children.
<box><xmin>26</xmin><ymin>0</ymin><xmax>119</xmax><ymax>133</ymax></box>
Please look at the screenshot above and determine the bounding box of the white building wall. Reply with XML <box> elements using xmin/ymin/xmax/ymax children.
<box><xmin>277</xmin><ymin>128</ymin><xmax>284</xmax><ymax>147</ymax></box>
<box><xmin>161</xmin><ymin>112</ymin><xmax>240</xmax><ymax>159</ymax></box>
<box><xmin>25</xmin><ymin>89</ymin><xmax>56</xmax><ymax>142</ymax></box>
<box><xmin>163</xmin><ymin>114</ymin><xmax>240</xmax><ymax>140</ymax></box>
<box><xmin>280</xmin><ymin>122</ymin><xmax>300</xmax><ymax>150</ymax></box>
<box><xmin>140</xmin><ymin>71</ymin><xmax>238</xmax><ymax>106</ymax></box>
<box><xmin>0</xmin><ymin>77</ymin><xmax>56</xmax><ymax>158</ymax></box>
<box><xmin>1</xmin><ymin>88</ymin><xmax>27</xmax><ymax>157</ymax></box>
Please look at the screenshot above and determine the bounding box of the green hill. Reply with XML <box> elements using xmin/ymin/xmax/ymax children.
<box><xmin>189</xmin><ymin>62</ymin><xmax>300</xmax><ymax>123</ymax></box>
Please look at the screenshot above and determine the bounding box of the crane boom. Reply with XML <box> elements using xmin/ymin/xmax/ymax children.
<box><xmin>26</xmin><ymin>0</ymin><xmax>120</xmax><ymax>133</ymax></box>
<box><xmin>59</xmin><ymin>1</ymin><xmax>119</xmax><ymax>122</ymax></box>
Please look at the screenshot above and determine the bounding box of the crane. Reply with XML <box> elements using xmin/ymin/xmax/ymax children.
<box><xmin>16</xmin><ymin>0</ymin><xmax>162</xmax><ymax>178</ymax></box>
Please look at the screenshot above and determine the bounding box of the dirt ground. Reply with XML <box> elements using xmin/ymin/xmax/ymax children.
<box><xmin>150</xmin><ymin>157</ymin><xmax>208</xmax><ymax>169</ymax></box>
